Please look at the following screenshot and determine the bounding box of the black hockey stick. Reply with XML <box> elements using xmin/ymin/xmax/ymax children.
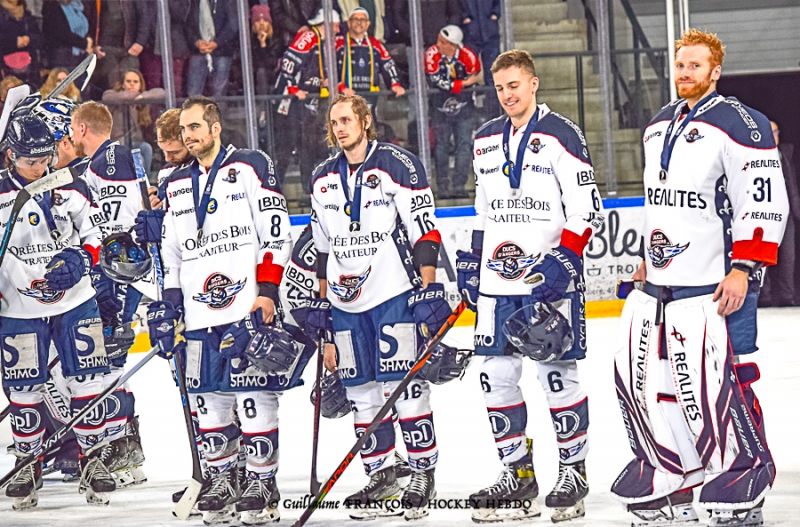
<box><xmin>0</xmin><ymin>166</ymin><xmax>78</xmax><ymax>267</ymax></box>
<box><xmin>0</xmin><ymin>346</ymin><xmax>160</xmax><ymax>490</ymax></box>
<box><xmin>291</xmin><ymin>299</ymin><xmax>468</xmax><ymax>527</ymax></box>
<box><xmin>0</xmin><ymin>357</ymin><xmax>61</xmax><ymax>424</ymax></box>
<box><xmin>309</xmin><ymin>331</ymin><xmax>325</xmax><ymax>495</ymax></box>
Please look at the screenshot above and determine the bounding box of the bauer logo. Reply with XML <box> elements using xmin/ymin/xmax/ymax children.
<box><xmin>192</xmin><ymin>273</ymin><xmax>246</xmax><ymax>309</ymax></box>
<box><xmin>485</xmin><ymin>242</ymin><xmax>539</xmax><ymax>281</ymax></box>
<box><xmin>17</xmin><ymin>279</ymin><xmax>65</xmax><ymax>304</ymax></box>
<box><xmin>647</xmin><ymin>229</ymin><xmax>689</xmax><ymax>270</ymax></box>
<box><xmin>328</xmin><ymin>268</ymin><xmax>371</xmax><ymax>303</ymax></box>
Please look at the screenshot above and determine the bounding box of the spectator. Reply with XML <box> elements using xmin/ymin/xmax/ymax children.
<box><xmin>0</xmin><ymin>0</ymin><xmax>45</xmax><ymax>86</ymax></box>
<box><xmin>425</xmin><ymin>24</ymin><xmax>480</xmax><ymax>199</ymax></box>
<box><xmin>461</xmin><ymin>0</ymin><xmax>501</xmax><ymax>116</ymax></box>
<box><xmin>84</xmin><ymin>0</ymin><xmax>153</xmax><ymax>91</ymax></box>
<box><xmin>1</xmin><ymin>74</ymin><xmax>23</xmax><ymax>114</ymax></box>
<box><xmin>39</xmin><ymin>67</ymin><xmax>82</xmax><ymax>101</ymax></box>
<box><xmin>339</xmin><ymin>0</ymin><xmax>384</xmax><ymax>40</ymax></box>
<box><xmin>41</xmin><ymin>0</ymin><xmax>92</xmax><ymax>69</ymax></box>
<box><xmin>251</xmin><ymin>4</ymin><xmax>281</xmax><ymax>96</ymax></box>
<box><xmin>139</xmin><ymin>0</ymin><xmax>193</xmax><ymax>98</ymax></box>
<box><xmin>102</xmin><ymin>68</ymin><xmax>165</xmax><ymax>172</ymax></box>
<box><xmin>270</xmin><ymin>0</ymin><xmax>341</xmax><ymax>49</ymax></box>
<box><xmin>185</xmin><ymin>0</ymin><xmax>238</xmax><ymax>96</ymax></box>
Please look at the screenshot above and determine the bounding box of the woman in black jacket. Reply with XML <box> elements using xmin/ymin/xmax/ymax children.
<box><xmin>42</xmin><ymin>0</ymin><xmax>94</xmax><ymax>69</ymax></box>
<box><xmin>0</xmin><ymin>0</ymin><xmax>45</xmax><ymax>85</ymax></box>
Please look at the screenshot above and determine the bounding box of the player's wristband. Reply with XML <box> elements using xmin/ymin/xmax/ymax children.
<box><xmin>731</xmin><ymin>260</ymin><xmax>762</xmax><ymax>277</ymax></box>
<box><xmin>258</xmin><ymin>282</ymin><xmax>280</xmax><ymax>303</ymax></box>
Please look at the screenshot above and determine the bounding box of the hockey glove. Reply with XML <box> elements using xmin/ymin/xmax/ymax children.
<box><xmin>525</xmin><ymin>245</ymin><xmax>582</xmax><ymax>303</ymax></box>
<box><xmin>456</xmin><ymin>250</ymin><xmax>481</xmax><ymax>309</ymax></box>
<box><xmin>293</xmin><ymin>298</ymin><xmax>333</xmax><ymax>341</ymax></box>
<box><xmin>90</xmin><ymin>265</ymin><xmax>123</xmax><ymax>321</ymax></box>
<box><xmin>45</xmin><ymin>247</ymin><xmax>93</xmax><ymax>291</ymax></box>
<box><xmin>407</xmin><ymin>282</ymin><xmax>451</xmax><ymax>337</ymax></box>
<box><xmin>219</xmin><ymin>310</ymin><xmax>263</xmax><ymax>360</ymax></box>
<box><xmin>133</xmin><ymin>209</ymin><xmax>165</xmax><ymax>245</ymax></box>
<box><xmin>147</xmin><ymin>300</ymin><xmax>185</xmax><ymax>358</ymax></box>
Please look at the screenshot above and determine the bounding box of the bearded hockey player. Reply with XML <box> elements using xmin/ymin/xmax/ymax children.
<box><xmin>147</xmin><ymin>95</ymin><xmax>297</xmax><ymax>525</ymax></box>
<box><xmin>0</xmin><ymin>114</ymin><xmax>116</xmax><ymax>507</ymax></box>
<box><xmin>458</xmin><ymin>49</ymin><xmax>604</xmax><ymax>523</ymax></box>
<box><xmin>611</xmin><ymin>30</ymin><xmax>788</xmax><ymax>527</ymax></box>
<box><xmin>306</xmin><ymin>93</ymin><xmax>451</xmax><ymax>520</ymax></box>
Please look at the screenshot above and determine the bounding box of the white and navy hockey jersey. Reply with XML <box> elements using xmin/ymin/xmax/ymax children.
<box><xmin>310</xmin><ymin>142</ymin><xmax>441</xmax><ymax>313</ymax></box>
<box><xmin>161</xmin><ymin>146</ymin><xmax>293</xmax><ymax>331</ymax></box>
<box><xmin>641</xmin><ymin>95</ymin><xmax>789</xmax><ymax>286</ymax></box>
<box><xmin>471</xmin><ymin>104</ymin><xmax>605</xmax><ymax>296</ymax></box>
<box><xmin>280</xmin><ymin>224</ymin><xmax>319</xmax><ymax>326</ymax></box>
<box><xmin>0</xmin><ymin>170</ymin><xmax>106</xmax><ymax>318</ymax></box>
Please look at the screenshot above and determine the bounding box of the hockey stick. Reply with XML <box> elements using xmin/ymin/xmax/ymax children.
<box><xmin>0</xmin><ymin>357</ymin><xmax>61</xmax><ymax>424</ymax></box>
<box><xmin>0</xmin><ymin>346</ymin><xmax>160</xmax><ymax>490</ymax></box>
<box><xmin>0</xmin><ymin>166</ymin><xmax>79</xmax><ymax>268</ymax></box>
<box><xmin>46</xmin><ymin>53</ymin><xmax>97</xmax><ymax>100</ymax></box>
<box><xmin>309</xmin><ymin>331</ymin><xmax>325</xmax><ymax>495</ymax></box>
<box><xmin>291</xmin><ymin>299</ymin><xmax>468</xmax><ymax>527</ymax></box>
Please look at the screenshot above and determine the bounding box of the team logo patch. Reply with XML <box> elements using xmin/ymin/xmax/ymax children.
<box><xmin>52</xmin><ymin>192</ymin><xmax>68</xmax><ymax>206</ymax></box>
<box><xmin>192</xmin><ymin>273</ymin><xmax>246</xmax><ymax>309</ymax></box>
<box><xmin>358</xmin><ymin>57</ymin><xmax>366</xmax><ymax>68</ymax></box>
<box><xmin>28</xmin><ymin>212</ymin><xmax>40</xmax><ymax>226</ymax></box>
<box><xmin>364</xmin><ymin>174</ymin><xmax>380</xmax><ymax>189</ymax></box>
<box><xmin>438</xmin><ymin>97</ymin><xmax>467</xmax><ymax>116</ymax></box>
<box><xmin>328</xmin><ymin>268</ymin><xmax>371</xmax><ymax>303</ymax></box>
<box><xmin>528</xmin><ymin>138</ymin><xmax>545</xmax><ymax>153</ymax></box>
<box><xmin>647</xmin><ymin>229</ymin><xmax>689</xmax><ymax>270</ymax></box>
<box><xmin>559</xmin><ymin>439</ymin><xmax>586</xmax><ymax>461</ymax></box>
<box><xmin>222</xmin><ymin>168</ymin><xmax>237</xmax><ymax>183</ymax></box>
<box><xmin>486</xmin><ymin>242</ymin><xmax>540</xmax><ymax>281</ymax></box>
<box><xmin>683</xmin><ymin>128</ymin><xmax>704</xmax><ymax>143</ymax></box>
<box><xmin>18</xmin><ymin>279</ymin><xmax>65</xmax><ymax>304</ymax></box>
<box><xmin>207</xmin><ymin>198</ymin><xmax>218</xmax><ymax>214</ymax></box>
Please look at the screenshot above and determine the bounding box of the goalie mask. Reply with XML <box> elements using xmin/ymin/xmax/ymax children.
<box><xmin>245</xmin><ymin>325</ymin><xmax>301</xmax><ymax>376</ymax></box>
<box><xmin>309</xmin><ymin>371</ymin><xmax>351</xmax><ymax>419</ymax></box>
<box><xmin>100</xmin><ymin>232</ymin><xmax>153</xmax><ymax>284</ymax></box>
<box><xmin>418</xmin><ymin>344</ymin><xmax>473</xmax><ymax>385</ymax></box>
<box><xmin>503</xmin><ymin>302</ymin><xmax>573</xmax><ymax>362</ymax></box>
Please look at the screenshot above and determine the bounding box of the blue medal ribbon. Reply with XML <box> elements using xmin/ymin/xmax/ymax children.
<box><xmin>502</xmin><ymin>107</ymin><xmax>540</xmax><ymax>190</ymax></box>
<box><xmin>191</xmin><ymin>147</ymin><xmax>227</xmax><ymax>241</ymax></box>
<box><xmin>337</xmin><ymin>141</ymin><xmax>378</xmax><ymax>233</ymax></box>
<box><xmin>659</xmin><ymin>91</ymin><xmax>718</xmax><ymax>178</ymax></box>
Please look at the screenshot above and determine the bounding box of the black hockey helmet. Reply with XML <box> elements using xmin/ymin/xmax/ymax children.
<box><xmin>245</xmin><ymin>325</ymin><xmax>301</xmax><ymax>376</ymax></box>
<box><xmin>6</xmin><ymin>114</ymin><xmax>57</xmax><ymax>161</ymax></box>
<box><xmin>418</xmin><ymin>344</ymin><xmax>473</xmax><ymax>385</ymax></box>
<box><xmin>309</xmin><ymin>371</ymin><xmax>351</xmax><ymax>419</ymax></box>
<box><xmin>503</xmin><ymin>302</ymin><xmax>573</xmax><ymax>362</ymax></box>
<box><xmin>99</xmin><ymin>232</ymin><xmax>153</xmax><ymax>284</ymax></box>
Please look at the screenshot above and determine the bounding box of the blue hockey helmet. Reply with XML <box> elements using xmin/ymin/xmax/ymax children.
<box><xmin>32</xmin><ymin>97</ymin><xmax>76</xmax><ymax>142</ymax></box>
<box><xmin>99</xmin><ymin>232</ymin><xmax>153</xmax><ymax>284</ymax></box>
<box><xmin>418</xmin><ymin>344</ymin><xmax>473</xmax><ymax>385</ymax></box>
<box><xmin>245</xmin><ymin>325</ymin><xmax>301</xmax><ymax>376</ymax></box>
<box><xmin>5</xmin><ymin>114</ymin><xmax>57</xmax><ymax>161</ymax></box>
<box><xmin>503</xmin><ymin>302</ymin><xmax>573</xmax><ymax>362</ymax></box>
<box><xmin>310</xmin><ymin>371</ymin><xmax>351</xmax><ymax>419</ymax></box>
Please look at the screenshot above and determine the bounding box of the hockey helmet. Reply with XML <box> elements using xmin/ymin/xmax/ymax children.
<box><xmin>8</xmin><ymin>93</ymin><xmax>43</xmax><ymax>121</ymax></box>
<box><xmin>418</xmin><ymin>344</ymin><xmax>473</xmax><ymax>385</ymax></box>
<box><xmin>309</xmin><ymin>371</ymin><xmax>351</xmax><ymax>419</ymax></box>
<box><xmin>103</xmin><ymin>319</ymin><xmax>137</xmax><ymax>362</ymax></box>
<box><xmin>503</xmin><ymin>302</ymin><xmax>573</xmax><ymax>362</ymax></box>
<box><xmin>32</xmin><ymin>97</ymin><xmax>76</xmax><ymax>141</ymax></box>
<box><xmin>245</xmin><ymin>325</ymin><xmax>301</xmax><ymax>376</ymax></box>
<box><xmin>5</xmin><ymin>114</ymin><xmax>57</xmax><ymax>161</ymax></box>
<box><xmin>99</xmin><ymin>232</ymin><xmax>153</xmax><ymax>284</ymax></box>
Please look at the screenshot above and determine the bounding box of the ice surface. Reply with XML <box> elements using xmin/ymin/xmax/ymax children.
<box><xmin>1</xmin><ymin>308</ymin><xmax>799</xmax><ymax>526</ymax></box>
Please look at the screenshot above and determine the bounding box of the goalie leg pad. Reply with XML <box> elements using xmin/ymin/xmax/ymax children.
<box><xmin>347</xmin><ymin>381</ymin><xmax>396</xmax><ymax>475</ymax></box>
<box><xmin>387</xmin><ymin>379</ymin><xmax>438</xmax><ymax>471</ymax></box>
<box><xmin>480</xmin><ymin>355</ymin><xmax>529</xmax><ymax>465</ymax></box>
<box><xmin>236</xmin><ymin>391</ymin><xmax>280</xmax><ymax>479</ymax></box>
<box><xmin>536</xmin><ymin>360</ymin><xmax>589</xmax><ymax>463</ymax></box>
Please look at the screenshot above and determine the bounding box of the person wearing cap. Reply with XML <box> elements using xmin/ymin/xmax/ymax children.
<box><xmin>335</xmin><ymin>7</ymin><xmax>404</xmax><ymax>104</ymax></box>
<box><xmin>275</xmin><ymin>8</ymin><xmax>341</xmax><ymax>207</ymax></box>
<box><xmin>425</xmin><ymin>24</ymin><xmax>481</xmax><ymax>200</ymax></box>
<box><xmin>339</xmin><ymin>0</ymin><xmax>385</xmax><ymax>40</ymax></box>
<box><xmin>250</xmin><ymin>4</ymin><xmax>282</xmax><ymax>96</ymax></box>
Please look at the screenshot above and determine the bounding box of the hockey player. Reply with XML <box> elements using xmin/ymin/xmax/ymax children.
<box><xmin>611</xmin><ymin>29</ymin><xmax>788</xmax><ymax>526</ymax></box>
<box><xmin>458</xmin><ymin>49</ymin><xmax>604</xmax><ymax>523</ymax></box>
<box><xmin>152</xmin><ymin>108</ymin><xmax>193</xmax><ymax>207</ymax></box>
<box><xmin>71</xmin><ymin>101</ymin><xmax>150</xmax><ymax>486</ymax></box>
<box><xmin>0</xmin><ymin>114</ymin><xmax>116</xmax><ymax>507</ymax></box>
<box><xmin>146</xmin><ymin>95</ymin><xmax>295</xmax><ymax>524</ymax></box>
<box><xmin>306</xmin><ymin>93</ymin><xmax>451</xmax><ymax>520</ymax></box>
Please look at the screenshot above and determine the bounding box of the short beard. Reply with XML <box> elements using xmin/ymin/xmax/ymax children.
<box><xmin>194</xmin><ymin>136</ymin><xmax>216</xmax><ymax>160</ymax></box>
<box><xmin>677</xmin><ymin>73</ymin><xmax>714</xmax><ymax>100</ymax></box>
<box><xmin>341</xmin><ymin>127</ymin><xmax>367</xmax><ymax>152</ymax></box>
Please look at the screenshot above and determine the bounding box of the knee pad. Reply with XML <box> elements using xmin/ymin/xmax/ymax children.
<box><xmin>536</xmin><ymin>361</ymin><xmax>589</xmax><ymax>463</ymax></box>
<box><xmin>387</xmin><ymin>379</ymin><xmax>438</xmax><ymax>471</ymax></box>
<box><xmin>480</xmin><ymin>355</ymin><xmax>528</xmax><ymax>464</ymax></box>
<box><xmin>347</xmin><ymin>382</ymin><xmax>395</xmax><ymax>475</ymax></box>
<box><xmin>8</xmin><ymin>387</ymin><xmax>47</xmax><ymax>456</ymax></box>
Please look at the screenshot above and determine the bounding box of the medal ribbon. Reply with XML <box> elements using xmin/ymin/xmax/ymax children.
<box><xmin>660</xmin><ymin>91</ymin><xmax>718</xmax><ymax>173</ymax></box>
<box><xmin>191</xmin><ymin>147</ymin><xmax>227</xmax><ymax>240</ymax></box>
<box><xmin>502</xmin><ymin>107</ymin><xmax>540</xmax><ymax>189</ymax></box>
<box><xmin>13</xmin><ymin>173</ymin><xmax>61</xmax><ymax>241</ymax></box>
<box><xmin>337</xmin><ymin>141</ymin><xmax>378</xmax><ymax>228</ymax></box>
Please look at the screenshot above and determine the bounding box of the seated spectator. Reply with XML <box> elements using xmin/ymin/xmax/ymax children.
<box><xmin>426</xmin><ymin>24</ymin><xmax>480</xmax><ymax>199</ymax></box>
<box><xmin>339</xmin><ymin>0</ymin><xmax>384</xmax><ymax>40</ymax></box>
<box><xmin>186</xmin><ymin>0</ymin><xmax>238</xmax><ymax>96</ymax></box>
<box><xmin>0</xmin><ymin>0</ymin><xmax>44</xmax><ymax>86</ymax></box>
<box><xmin>39</xmin><ymin>67</ymin><xmax>82</xmax><ymax>101</ymax></box>
<box><xmin>42</xmin><ymin>0</ymin><xmax>93</xmax><ymax>69</ymax></box>
<box><xmin>1</xmin><ymin>74</ymin><xmax>23</xmax><ymax>114</ymax></box>
<box><xmin>102</xmin><ymin>69</ymin><xmax>165</xmax><ymax>172</ymax></box>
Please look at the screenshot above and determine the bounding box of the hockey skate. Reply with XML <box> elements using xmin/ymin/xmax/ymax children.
<box><xmin>197</xmin><ymin>467</ymin><xmax>241</xmax><ymax>525</ymax></box>
<box><xmin>546</xmin><ymin>461</ymin><xmax>589</xmax><ymax>522</ymax></box>
<box><xmin>78</xmin><ymin>444</ymin><xmax>117</xmax><ymax>506</ymax></box>
<box><xmin>120</xmin><ymin>416</ymin><xmax>147</xmax><ymax>487</ymax></box>
<box><xmin>629</xmin><ymin>489</ymin><xmax>698</xmax><ymax>526</ymax></box>
<box><xmin>345</xmin><ymin>465</ymin><xmax>403</xmax><ymax>520</ymax></box>
<box><xmin>237</xmin><ymin>475</ymin><xmax>280</xmax><ymax>525</ymax></box>
<box><xmin>6</xmin><ymin>456</ymin><xmax>43</xmax><ymax>511</ymax></box>
<box><xmin>708</xmin><ymin>500</ymin><xmax>764</xmax><ymax>526</ymax></box>
<box><xmin>401</xmin><ymin>469</ymin><xmax>436</xmax><ymax>521</ymax></box>
<box><xmin>394</xmin><ymin>451</ymin><xmax>412</xmax><ymax>480</ymax></box>
<box><xmin>470</xmin><ymin>440</ymin><xmax>541</xmax><ymax>523</ymax></box>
